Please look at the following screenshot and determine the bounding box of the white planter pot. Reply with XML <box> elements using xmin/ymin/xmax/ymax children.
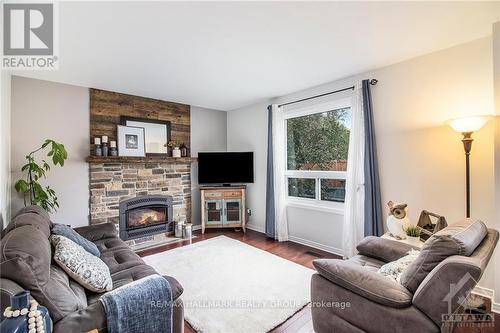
<box><xmin>172</xmin><ymin>148</ymin><xmax>181</xmax><ymax>158</ymax></box>
<box><xmin>406</xmin><ymin>236</ymin><xmax>421</xmax><ymax>246</ymax></box>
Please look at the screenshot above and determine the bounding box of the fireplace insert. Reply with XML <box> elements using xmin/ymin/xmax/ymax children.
<box><xmin>119</xmin><ymin>195</ymin><xmax>173</xmax><ymax>240</ymax></box>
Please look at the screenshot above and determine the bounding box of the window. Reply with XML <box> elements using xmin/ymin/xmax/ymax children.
<box><xmin>285</xmin><ymin>99</ymin><xmax>351</xmax><ymax>206</ymax></box>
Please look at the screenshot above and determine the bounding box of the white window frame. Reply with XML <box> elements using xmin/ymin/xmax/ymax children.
<box><xmin>283</xmin><ymin>97</ymin><xmax>351</xmax><ymax>211</ymax></box>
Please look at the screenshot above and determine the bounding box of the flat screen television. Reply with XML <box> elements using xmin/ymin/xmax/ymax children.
<box><xmin>198</xmin><ymin>152</ymin><xmax>254</xmax><ymax>184</ymax></box>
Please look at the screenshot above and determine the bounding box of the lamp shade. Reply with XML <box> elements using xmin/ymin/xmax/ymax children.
<box><xmin>447</xmin><ymin>116</ymin><xmax>488</xmax><ymax>133</ymax></box>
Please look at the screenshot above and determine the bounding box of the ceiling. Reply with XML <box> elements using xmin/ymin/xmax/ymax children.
<box><xmin>16</xmin><ymin>1</ymin><xmax>500</xmax><ymax>111</ymax></box>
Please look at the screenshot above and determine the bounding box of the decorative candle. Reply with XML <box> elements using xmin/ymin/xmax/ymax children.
<box><xmin>101</xmin><ymin>135</ymin><xmax>108</xmax><ymax>143</ymax></box>
<box><xmin>110</xmin><ymin>140</ymin><xmax>116</xmax><ymax>148</ymax></box>
<box><xmin>94</xmin><ymin>137</ymin><xmax>101</xmax><ymax>145</ymax></box>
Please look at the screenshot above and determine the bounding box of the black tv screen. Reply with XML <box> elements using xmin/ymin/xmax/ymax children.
<box><xmin>198</xmin><ymin>152</ymin><xmax>254</xmax><ymax>184</ymax></box>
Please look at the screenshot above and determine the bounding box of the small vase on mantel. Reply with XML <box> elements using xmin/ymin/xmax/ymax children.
<box><xmin>180</xmin><ymin>143</ymin><xmax>188</xmax><ymax>157</ymax></box>
<box><xmin>172</xmin><ymin>147</ymin><xmax>181</xmax><ymax>158</ymax></box>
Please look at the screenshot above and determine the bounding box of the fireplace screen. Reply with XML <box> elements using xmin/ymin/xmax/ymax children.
<box><xmin>119</xmin><ymin>195</ymin><xmax>173</xmax><ymax>241</ymax></box>
<box><xmin>127</xmin><ymin>206</ymin><xmax>167</xmax><ymax>230</ymax></box>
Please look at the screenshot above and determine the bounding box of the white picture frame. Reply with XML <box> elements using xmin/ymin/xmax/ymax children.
<box><xmin>117</xmin><ymin>125</ymin><xmax>146</xmax><ymax>157</ymax></box>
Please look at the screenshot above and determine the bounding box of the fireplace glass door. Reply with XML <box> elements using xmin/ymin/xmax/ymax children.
<box><xmin>127</xmin><ymin>206</ymin><xmax>168</xmax><ymax>230</ymax></box>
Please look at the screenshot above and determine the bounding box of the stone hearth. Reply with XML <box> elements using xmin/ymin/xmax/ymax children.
<box><xmin>89</xmin><ymin>162</ymin><xmax>191</xmax><ymax>233</ymax></box>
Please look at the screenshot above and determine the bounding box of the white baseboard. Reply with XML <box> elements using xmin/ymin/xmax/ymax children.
<box><xmin>193</xmin><ymin>224</ymin><xmax>202</xmax><ymax>231</ymax></box>
<box><xmin>245</xmin><ymin>223</ymin><xmax>265</xmax><ymax>233</ymax></box>
<box><xmin>493</xmin><ymin>302</ymin><xmax>500</xmax><ymax>314</ymax></box>
<box><xmin>245</xmin><ymin>225</ymin><xmax>343</xmax><ymax>256</ymax></box>
<box><xmin>473</xmin><ymin>285</ymin><xmax>495</xmax><ymax>299</ymax></box>
<box><xmin>288</xmin><ymin>235</ymin><xmax>343</xmax><ymax>257</ymax></box>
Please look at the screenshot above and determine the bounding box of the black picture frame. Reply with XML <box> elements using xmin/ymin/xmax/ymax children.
<box><xmin>121</xmin><ymin>116</ymin><xmax>171</xmax><ymax>156</ymax></box>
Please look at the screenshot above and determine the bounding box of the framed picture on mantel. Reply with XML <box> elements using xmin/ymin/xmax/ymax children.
<box><xmin>117</xmin><ymin>125</ymin><xmax>146</xmax><ymax>157</ymax></box>
<box><xmin>121</xmin><ymin>116</ymin><xmax>171</xmax><ymax>155</ymax></box>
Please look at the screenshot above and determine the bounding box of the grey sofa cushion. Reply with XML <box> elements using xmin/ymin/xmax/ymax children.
<box><xmin>412</xmin><ymin>229</ymin><xmax>499</xmax><ymax>325</ymax></box>
<box><xmin>0</xmin><ymin>215</ymin><xmax>88</xmax><ymax>322</ymax></box>
<box><xmin>348</xmin><ymin>254</ymin><xmax>386</xmax><ymax>272</ymax></box>
<box><xmin>52</xmin><ymin>223</ymin><xmax>101</xmax><ymax>257</ymax></box>
<box><xmin>313</xmin><ymin>259</ymin><xmax>413</xmax><ymax>308</ymax></box>
<box><xmin>311</xmin><ymin>274</ymin><xmax>439</xmax><ymax>333</ymax></box>
<box><xmin>74</xmin><ymin>222</ymin><xmax>118</xmax><ymax>242</ymax></box>
<box><xmin>400</xmin><ymin>219</ymin><xmax>487</xmax><ymax>293</ymax></box>
<box><xmin>356</xmin><ymin>236</ymin><xmax>420</xmax><ymax>263</ymax></box>
<box><xmin>47</xmin><ymin>265</ymin><xmax>88</xmax><ymax>313</ymax></box>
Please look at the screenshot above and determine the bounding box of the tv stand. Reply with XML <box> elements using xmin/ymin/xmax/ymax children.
<box><xmin>200</xmin><ymin>185</ymin><xmax>246</xmax><ymax>234</ymax></box>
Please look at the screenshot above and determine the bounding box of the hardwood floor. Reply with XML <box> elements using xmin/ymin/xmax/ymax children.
<box><xmin>137</xmin><ymin>228</ymin><xmax>340</xmax><ymax>333</ymax></box>
<box><xmin>137</xmin><ymin>229</ymin><xmax>498</xmax><ymax>333</ymax></box>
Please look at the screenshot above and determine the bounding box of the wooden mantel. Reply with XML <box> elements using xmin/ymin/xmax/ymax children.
<box><xmin>86</xmin><ymin>156</ymin><xmax>197</xmax><ymax>164</ymax></box>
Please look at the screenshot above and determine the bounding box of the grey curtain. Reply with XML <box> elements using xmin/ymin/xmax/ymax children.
<box><xmin>362</xmin><ymin>80</ymin><xmax>384</xmax><ymax>236</ymax></box>
<box><xmin>265</xmin><ymin>105</ymin><xmax>276</xmax><ymax>238</ymax></box>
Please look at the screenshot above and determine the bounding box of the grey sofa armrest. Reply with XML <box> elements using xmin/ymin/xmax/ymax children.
<box><xmin>53</xmin><ymin>287</ymin><xmax>184</xmax><ymax>333</ymax></box>
<box><xmin>53</xmin><ymin>301</ymin><xmax>107</xmax><ymax>333</ymax></box>
<box><xmin>356</xmin><ymin>236</ymin><xmax>419</xmax><ymax>262</ymax></box>
<box><xmin>313</xmin><ymin>259</ymin><xmax>413</xmax><ymax>308</ymax></box>
<box><xmin>74</xmin><ymin>223</ymin><xmax>118</xmax><ymax>242</ymax></box>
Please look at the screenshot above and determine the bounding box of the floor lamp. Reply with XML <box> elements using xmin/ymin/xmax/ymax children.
<box><xmin>447</xmin><ymin>116</ymin><xmax>488</xmax><ymax>218</ymax></box>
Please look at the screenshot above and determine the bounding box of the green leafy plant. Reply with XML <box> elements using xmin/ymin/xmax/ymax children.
<box><xmin>14</xmin><ymin>139</ymin><xmax>68</xmax><ymax>212</ymax></box>
<box><xmin>405</xmin><ymin>225</ymin><xmax>422</xmax><ymax>237</ymax></box>
<box><xmin>166</xmin><ymin>140</ymin><xmax>181</xmax><ymax>148</ymax></box>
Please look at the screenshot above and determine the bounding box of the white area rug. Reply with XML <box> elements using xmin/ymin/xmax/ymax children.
<box><xmin>143</xmin><ymin>236</ymin><xmax>314</xmax><ymax>333</ymax></box>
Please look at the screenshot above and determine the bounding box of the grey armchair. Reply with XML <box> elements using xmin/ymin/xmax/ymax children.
<box><xmin>310</xmin><ymin>219</ymin><xmax>499</xmax><ymax>333</ymax></box>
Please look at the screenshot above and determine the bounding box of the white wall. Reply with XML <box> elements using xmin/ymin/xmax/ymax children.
<box><xmin>227</xmin><ymin>36</ymin><xmax>497</xmax><ymax>283</ymax></box>
<box><xmin>0</xmin><ymin>72</ymin><xmax>12</xmax><ymax>228</ymax></box>
<box><xmin>492</xmin><ymin>22</ymin><xmax>500</xmax><ymax>307</ymax></box>
<box><xmin>11</xmin><ymin>77</ymin><xmax>90</xmax><ymax>226</ymax></box>
<box><xmin>371</xmin><ymin>37</ymin><xmax>497</xmax><ymax>300</ymax></box>
<box><xmin>190</xmin><ymin>106</ymin><xmax>227</xmax><ymax>226</ymax></box>
<box><xmin>227</xmin><ymin>101</ymin><xmax>268</xmax><ymax>232</ymax></box>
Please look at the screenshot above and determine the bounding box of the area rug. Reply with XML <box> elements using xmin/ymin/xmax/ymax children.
<box><xmin>143</xmin><ymin>236</ymin><xmax>314</xmax><ymax>333</ymax></box>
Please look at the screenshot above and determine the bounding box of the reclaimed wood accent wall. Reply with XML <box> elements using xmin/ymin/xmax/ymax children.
<box><xmin>89</xmin><ymin>88</ymin><xmax>190</xmax><ymax>155</ymax></box>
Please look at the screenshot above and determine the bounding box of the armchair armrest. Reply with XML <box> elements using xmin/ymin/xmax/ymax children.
<box><xmin>313</xmin><ymin>259</ymin><xmax>413</xmax><ymax>308</ymax></box>
<box><xmin>74</xmin><ymin>223</ymin><xmax>117</xmax><ymax>242</ymax></box>
<box><xmin>356</xmin><ymin>236</ymin><xmax>419</xmax><ymax>262</ymax></box>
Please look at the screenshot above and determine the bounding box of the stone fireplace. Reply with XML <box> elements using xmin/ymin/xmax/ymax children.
<box><xmin>87</xmin><ymin>88</ymin><xmax>194</xmax><ymax>247</ymax></box>
<box><xmin>119</xmin><ymin>195</ymin><xmax>173</xmax><ymax>241</ymax></box>
<box><xmin>88</xmin><ymin>160</ymin><xmax>192</xmax><ymax>240</ymax></box>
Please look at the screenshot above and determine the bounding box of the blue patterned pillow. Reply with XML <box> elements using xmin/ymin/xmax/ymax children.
<box><xmin>52</xmin><ymin>223</ymin><xmax>100</xmax><ymax>257</ymax></box>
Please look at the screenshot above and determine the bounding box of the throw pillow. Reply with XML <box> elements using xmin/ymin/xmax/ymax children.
<box><xmin>378</xmin><ymin>249</ymin><xmax>420</xmax><ymax>283</ymax></box>
<box><xmin>400</xmin><ymin>219</ymin><xmax>487</xmax><ymax>293</ymax></box>
<box><xmin>51</xmin><ymin>235</ymin><xmax>112</xmax><ymax>292</ymax></box>
<box><xmin>52</xmin><ymin>223</ymin><xmax>100</xmax><ymax>257</ymax></box>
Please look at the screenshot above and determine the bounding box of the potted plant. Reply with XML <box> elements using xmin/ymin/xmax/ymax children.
<box><xmin>405</xmin><ymin>225</ymin><xmax>422</xmax><ymax>246</ymax></box>
<box><xmin>14</xmin><ymin>139</ymin><xmax>68</xmax><ymax>212</ymax></box>
<box><xmin>167</xmin><ymin>140</ymin><xmax>181</xmax><ymax>158</ymax></box>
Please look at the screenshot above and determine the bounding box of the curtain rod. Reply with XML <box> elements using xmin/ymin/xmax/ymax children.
<box><xmin>277</xmin><ymin>79</ymin><xmax>378</xmax><ymax>108</ymax></box>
